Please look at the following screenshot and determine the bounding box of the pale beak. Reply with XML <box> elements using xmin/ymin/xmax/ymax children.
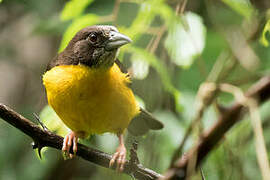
<box><xmin>105</xmin><ymin>31</ymin><xmax>132</xmax><ymax>51</ymax></box>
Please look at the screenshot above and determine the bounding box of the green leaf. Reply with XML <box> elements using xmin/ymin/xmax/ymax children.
<box><xmin>120</xmin><ymin>1</ymin><xmax>176</xmax><ymax>43</ymax></box>
<box><xmin>61</xmin><ymin>0</ymin><xmax>94</xmax><ymax>21</ymax></box>
<box><xmin>135</xmin><ymin>95</ymin><xmax>146</xmax><ymax>108</ymax></box>
<box><xmin>150</xmin><ymin>1</ymin><xmax>177</xmax><ymax>27</ymax></box>
<box><xmin>35</xmin><ymin>105</ymin><xmax>69</xmax><ymax>160</ymax></box>
<box><xmin>59</xmin><ymin>14</ymin><xmax>99</xmax><ymax>52</ymax></box>
<box><xmin>127</xmin><ymin>46</ymin><xmax>182</xmax><ymax>111</ymax></box>
<box><xmin>222</xmin><ymin>0</ymin><xmax>254</xmax><ymax>18</ymax></box>
<box><xmin>131</xmin><ymin>54</ymin><xmax>149</xmax><ymax>80</ymax></box>
<box><xmin>153</xmin><ymin>110</ymin><xmax>185</xmax><ymax>171</ymax></box>
<box><xmin>165</xmin><ymin>12</ymin><xmax>206</xmax><ymax>68</ymax></box>
<box><xmin>121</xmin><ymin>1</ymin><xmax>157</xmax><ymax>42</ymax></box>
<box><xmin>260</xmin><ymin>19</ymin><xmax>270</xmax><ymax>47</ymax></box>
<box><xmin>39</xmin><ymin>105</ymin><xmax>69</xmax><ymax>136</ymax></box>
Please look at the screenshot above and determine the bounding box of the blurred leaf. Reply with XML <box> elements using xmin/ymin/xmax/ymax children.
<box><xmin>121</xmin><ymin>1</ymin><xmax>157</xmax><ymax>41</ymax></box>
<box><xmin>179</xmin><ymin>91</ymin><xmax>196</xmax><ymax>121</ymax></box>
<box><xmin>222</xmin><ymin>0</ymin><xmax>254</xmax><ymax>18</ymax></box>
<box><xmin>61</xmin><ymin>0</ymin><xmax>94</xmax><ymax>21</ymax></box>
<box><xmin>39</xmin><ymin>105</ymin><xmax>69</xmax><ymax>136</ymax></box>
<box><xmin>135</xmin><ymin>95</ymin><xmax>146</xmax><ymax>108</ymax></box>
<box><xmin>153</xmin><ymin>110</ymin><xmax>184</xmax><ymax>171</ymax></box>
<box><xmin>260</xmin><ymin>19</ymin><xmax>270</xmax><ymax>47</ymax></box>
<box><xmin>94</xmin><ymin>133</ymin><xmax>118</xmax><ymax>154</ymax></box>
<box><xmin>59</xmin><ymin>14</ymin><xmax>99</xmax><ymax>52</ymax></box>
<box><xmin>35</xmin><ymin>105</ymin><xmax>69</xmax><ymax>161</ymax></box>
<box><xmin>128</xmin><ymin>46</ymin><xmax>177</xmax><ymax>94</ymax></box>
<box><xmin>165</xmin><ymin>12</ymin><xmax>206</xmax><ymax>68</ymax></box>
<box><xmin>124</xmin><ymin>0</ymin><xmax>176</xmax><ymax>41</ymax></box>
<box><xmin>151</xmin><ymin>1</ymin><xmax>177</xmax><ymax>27</ymax></box>
<box><xmin>127</xmin><ymin>46</ymin><xmax>181</xmax><ymax>111</ymax></box>
<box><xmin>131</xmin><ymin>54</ymin><xmax>149</xmax><ymax>80</ymax></box>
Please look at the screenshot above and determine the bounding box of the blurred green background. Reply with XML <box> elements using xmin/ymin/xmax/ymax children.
<box><xmin>0</xmin><ymin>0</ymin><xmax>270</xmax><ymax>179</ymax></box>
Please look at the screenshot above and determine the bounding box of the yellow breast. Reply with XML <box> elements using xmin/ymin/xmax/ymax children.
<box><xmin>42</xmin><ymin>63</ymin><xmax>140</xmax><ymax>135</ymax></box>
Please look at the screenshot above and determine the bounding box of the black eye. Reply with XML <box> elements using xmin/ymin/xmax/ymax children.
<box><xmin>89</xmin><ymin>34</ymin><xmax>98</xmax><ymax>43</ymax></box>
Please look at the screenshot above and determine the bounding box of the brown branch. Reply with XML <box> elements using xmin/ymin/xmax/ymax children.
<box><xmin>163</xmin><ymin>75</ymin><xmax>270</xmax><ymax>179</ymax></box>
<box><xmin>0</xmin><ymin>104</ymin><xmax>164</xmax><ymax>180</ymax></box>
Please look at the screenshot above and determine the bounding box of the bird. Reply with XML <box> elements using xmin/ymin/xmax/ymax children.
<box><xmin>42</xmin><ymin>25</ymin><xmax>163</xmax><ymax>171</ymax></box>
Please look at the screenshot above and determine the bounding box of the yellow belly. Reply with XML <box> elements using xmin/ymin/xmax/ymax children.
<box><xmin>42</xmin><ymin>63</ymin><xmax>140</xmax><ymax>135</ymax></box>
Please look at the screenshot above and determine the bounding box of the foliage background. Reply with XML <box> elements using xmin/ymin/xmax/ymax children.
<box><xmin>0</xmin><ymin>0</ymin><xmax>270</xmax><ymax>179</ymax></box>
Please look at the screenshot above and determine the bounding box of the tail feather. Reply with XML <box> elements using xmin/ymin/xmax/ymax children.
<box><xmin>127</xmin><ymin>108</ymin><xmax>163</xmax><ymax>136</ymax></box>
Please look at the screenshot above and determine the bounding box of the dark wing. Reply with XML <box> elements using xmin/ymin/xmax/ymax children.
<box><xmin>128</xmin><ymin>108</ymin><xmax>164</xmax><ymax>136</ymax></box>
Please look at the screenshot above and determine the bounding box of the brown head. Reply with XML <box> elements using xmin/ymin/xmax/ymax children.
<box><xmin>47</xmin><ymin>25</ymin><xmax>131</xmax><ymax>70</ymax></box>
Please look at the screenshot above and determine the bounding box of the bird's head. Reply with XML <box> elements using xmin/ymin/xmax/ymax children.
<box><xmin>66</xmin><ymin>25</ymin><xmax>131</xmax><ymax>68</ymax></box>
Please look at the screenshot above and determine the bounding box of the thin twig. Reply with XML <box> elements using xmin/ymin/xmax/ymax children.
<box><xmin>176</xmin><ymin>0</ymin><xmax>188</xmax><ymax>15</ymax></box>
<box><xmin>33</xmin><ymin>113</ymin><xmax>49</xmax><ymax>132</ymax></box>
<box><xmin>112</xmin><ymin>0</ymin><xmax>121</xmax><ymax>22</ymax></box>
<box><xmin>149</xmin><ymin>25</ymin><xmax>167</xmax><ymax>54</ymax></box>
<box><xmin>200</xmin><ymin>167</ymin><xmax>206</xmax><ymax>180</ymax></box>
<box><xmin>98</xmin><ymin>0</ymin><xmax>121</xmax><ymax>23</ymax></box>
<box><xmin>219</xmin><ymin>83</ymin><xmax>270</xmax><ymax>180</ymax></box>
<box><xmin>163</xmin><ymin>75</ymin><xmax>270</xmax><ymax>179</ymax></box>
<box><xmin>206</xmin><ymin>50</ymin><xmax>230</xmax><ymax>82</ymax></box>
<box><xmin>0</xmin><ymin>104</ymin><xmax>164</xmax><ymax>180</ymax></box>
<box><xmin>170</xmin><ymin>82</ymin><xmax>217</xmax><ymax>166</ymax></box>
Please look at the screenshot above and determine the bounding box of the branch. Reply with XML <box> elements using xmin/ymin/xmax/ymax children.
<box><xmin>0</xmin><ymin>104</ymin><xmax>164</xmax><ymax>180</ymax></box>
<box><xmin>163</xmin><ymin>75</ymin><xmax>270</xmax><ymax>179</ymax></box>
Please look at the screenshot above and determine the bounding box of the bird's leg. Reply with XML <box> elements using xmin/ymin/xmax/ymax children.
<box><xmin>109</xmin><ymin>133</ymin><xmax>126</xmax><ymax>172</ymax></box>
<box><xmin>62</xmin><ymin>131</ymin><xmax>78</xmax><ymax>159</ymax></box>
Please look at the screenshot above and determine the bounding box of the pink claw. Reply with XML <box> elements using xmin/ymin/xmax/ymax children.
<box><xmin>109</xmin><ymin>134</ymin><xmax>126</xmax><ymax>172</ymax></box>
<box><xmin>62</xmin><ymin>131</ymin><xmax>78</xmax><ymax>159</ymax></box>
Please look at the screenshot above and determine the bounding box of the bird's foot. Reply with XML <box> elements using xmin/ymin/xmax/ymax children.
<box><xmin>62</xmin><ymin>131</ymin><xmax>78</xmax><ymax>159</ymax></box>
<box><xmin>109</xmin><ymin>144</ymin><xmax>126</xmax><ymax>172</ymax></box>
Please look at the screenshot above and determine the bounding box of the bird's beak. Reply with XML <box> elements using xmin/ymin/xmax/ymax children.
<box><xmin>105</xmin><ymin>31</ymin><xmax>132</xmax><ymax>51</ymax></box>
